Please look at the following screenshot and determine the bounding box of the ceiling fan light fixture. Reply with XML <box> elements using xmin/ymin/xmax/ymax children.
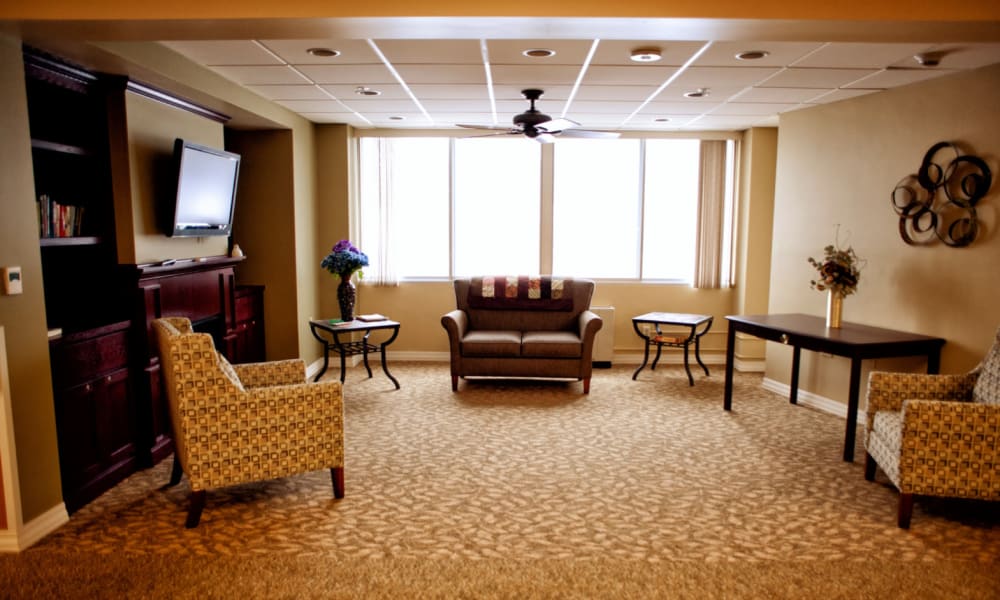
<box><xmin>523</xmin><ymin>48</ymin><xmax>556</xmax><ymax>58</ymax></box>
<box><xmin>630</xmin><ymin>47</ymin><xmax>662</xmax><ymax>63</ymax></box>
<box><xmin>355</xmin><ymin>86</ymin><xmax>381</xmax><ymax>96</ymax></box>
<box><xmin>735</xmin><ymin>50</ymin><xmax>769</xmax><ymax>61</ymax></box>
<box><xmin>306</xmin><ymin>47</ymin><xmax>340</xmax><ymax>58</ymax></box>
<box><xmin>684</xmin><ymin>88</ymin><xmax>710</xmax><ymax>98</ymax></box>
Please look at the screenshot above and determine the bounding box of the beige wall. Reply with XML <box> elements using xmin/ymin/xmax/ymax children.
<box><xmin>0</xmin><ymin>35</ymin><xmax>63</xmax><ymax>522</ymax></box>
<box><xmin>768</xmin><ymin>62</ymin><xmax>1000</xmax><ymax>407</ymax></box>
<box><xmin>227</xmin><ymin>130</ymin><xmax>301</xmax><ymax>361</ymax></box>
<box><xmin>111</xmin><ymin>92</ymin><xmax>227</xmax><ymax>264</ymax></box>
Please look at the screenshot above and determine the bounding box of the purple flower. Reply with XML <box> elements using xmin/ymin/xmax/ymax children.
<box><xmin>322</xmin><ymin>239</ymin><xmax>369</xmax><ymax>278</ymax></box>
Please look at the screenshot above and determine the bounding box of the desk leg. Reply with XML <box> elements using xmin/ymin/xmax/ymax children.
<box><xmin>694</xmin><ymin>335</ymin><xmax>710</xmax><ymax>377</ymax></box>
<box><xmin>361</xmin><ymin>331</ymin><xmax>374</xmax><ymax>379</ymax></box>
<box><xmin>381</xmin><ymin>325</ymin><xmax>401</xmax><ymax>390</ymax></box>
<box><xmin>724</xmin><ymin>326</ymin><xmax>736</xmax><ymax>410</ymax></box>
<box><xmin>789</xmin><ymin>346</ymin><xmax>801</xmax><ymax>405</ymax></box>
<box><xmin>651</xmin><ymin>342</ymin><xmax>664</xmax><ymax>371</ymax></box>
<box><xmin>682</xmin><ymin>342</ymin><xmax>694</xmax><ymax>386</ymax></box>
<box><xmin>334</xmin><ymin>335</ymin><xmax>347</xmax><ymax>384</ymax></box>
<box><xmin>843</xmin><ymin>358</ymin><xmax>863</xmax><ymax>462</ymax></box>
<box><xmin>632</xmin><ymin>328</ymin><xmax>652</xmax><ymax>380</ymax></box>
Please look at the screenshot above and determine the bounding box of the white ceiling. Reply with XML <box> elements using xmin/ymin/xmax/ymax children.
<box><xmin>160</xmin><ymin>37</ymin><xmax>1000</xmax><ymax>132</ymax></box>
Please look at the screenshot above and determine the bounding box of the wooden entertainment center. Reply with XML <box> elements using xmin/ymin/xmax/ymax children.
<box><xmin>26</xmin><ymin>48</ymin><xmax>265</xmax><ymax>512</ymax></box>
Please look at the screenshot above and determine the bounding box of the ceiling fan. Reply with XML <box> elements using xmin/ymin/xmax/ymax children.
<box><xmin>456</xmin><ymin>89</ymin><xmax>620</xmax><ymax>143</ymax></box>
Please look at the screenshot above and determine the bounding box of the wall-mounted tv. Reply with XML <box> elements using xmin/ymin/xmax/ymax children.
<box><xmin>169</xmin><ymin>138</ymin><xmax>241</xmax><ymax>237</ymax></box>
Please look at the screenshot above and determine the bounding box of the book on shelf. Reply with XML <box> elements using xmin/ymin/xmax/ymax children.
<box><xmin>37</xmin><ymin>194</ymin><xmax>84</xmax><ymax>238</ymax></box>
<box><xmin>357</xmin><ymin>314</ymin><xmax>387</xmax><ymax>322</ymax></box>
<box><xmin>47</xmin><ymin>328</ymin><xmax>63</xmax><ymax>339</ymax></box>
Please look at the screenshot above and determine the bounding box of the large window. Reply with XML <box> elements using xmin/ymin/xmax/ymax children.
<box><xmin>357</xmin><ymin>135</ymin><xmax>736</xmax><ymax>286</ymax></box>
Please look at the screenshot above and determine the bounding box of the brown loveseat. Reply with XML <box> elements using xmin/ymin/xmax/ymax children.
<box><xmin>441</xmin><ymin>276</ymin><xmax>603</xmax><ymax>393</ymax></box>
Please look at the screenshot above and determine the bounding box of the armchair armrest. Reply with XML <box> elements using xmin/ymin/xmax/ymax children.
<box><xmin>578</xmin><ymin>310</ymin><xmax>603</xmax><ymax>342</ymax></box>
<box><xmin>233</xmin><ymin>359</ymin><xmax>307</xmax><ymax>388</ymax></box>
<box><xmin>441</xmin><ymin>309</ymin><xmax>468</xmax><ymax>340</ymax></box>
<box><xmin>897</xmin><ymin>399</ymin><xmax>1000</xmax><ymax>494</ymax></box>
<box><xmin>866</xmin><ymin>371</ymin><xmax>978</xmax><ymax>435</ymax></box>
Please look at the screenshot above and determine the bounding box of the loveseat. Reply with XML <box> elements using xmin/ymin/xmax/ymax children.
<box><xmin>441</xmin><ymin>276</ymin><xmax>603</xmax><ymax>393</ymax></box>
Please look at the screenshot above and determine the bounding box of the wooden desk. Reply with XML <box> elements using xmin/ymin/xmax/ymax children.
<box><xmin>309</xmin><ymin>318</ymin><xmax>401</xmax><ymax>389</ymax></box>
<box><xmin>723</xmin><ymin>314</ymin><xmax>945</xmax><ymax>462</ymax></box>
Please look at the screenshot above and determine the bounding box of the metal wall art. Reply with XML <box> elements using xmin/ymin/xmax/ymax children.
<box><xmin>891</xmin><ymin>141</ymin><xmax>993</xmax><ymax>247</ymax></box>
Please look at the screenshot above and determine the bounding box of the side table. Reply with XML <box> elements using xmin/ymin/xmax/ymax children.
<box><xmin>309</xmin><ymin>318</ymin><xmax>401</xmax><ymax>389</ymax></box>
<box><xmin>632</xmin><ymin>312</ymin><xmax>713</xmax><ymax>386</ymax></box>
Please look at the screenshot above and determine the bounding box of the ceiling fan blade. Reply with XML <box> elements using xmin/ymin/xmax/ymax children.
<box><xmin>535</xmin><ymin>118</ymin><xmax>580</xmax><ymax>134</ymax></box>
<box><xmin>455</xmin><ymin>123</ymin><xmax>519</xmax><ymax>132</ymax></box>
<box><xmin>559</xmin><ymin>129</ymin><xmax>621</xmax><ymax>139</ymax></box>
<box><xmin>463</xmin><ymin>131</ymin><xmax>521</xmax><ymax>139</ymax></box>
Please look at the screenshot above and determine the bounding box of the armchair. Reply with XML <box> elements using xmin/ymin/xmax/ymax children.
<box><xmin>153</xmin><ymin>317</ymin><xmax>345</xmax><ymax>527</ymax></box>
<box><xmin>864</xmin><ymin>327</ymin><xmax>1000</xmax><ymax>528</ymax></box>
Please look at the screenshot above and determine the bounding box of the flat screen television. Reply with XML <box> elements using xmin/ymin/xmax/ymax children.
<box><xmin>169</xmin><ymin>139</ymin><xmax>241</xmax><ymax>237</ymax></box>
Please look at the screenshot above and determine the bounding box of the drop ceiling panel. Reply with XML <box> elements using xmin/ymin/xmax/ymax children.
<box><xmin>276</xmin><ymin>99</ymin><xmax>353</xmax><ymax>112</ymax></box>
<box><xmin>916</xmin><ymin>44</ymin><xmax>1000</xmax><ymax>69</ymax></box>
<box><xmin>730</xmin><ymin>86</ymin><xmax>830</xmax><ymax>103</ymax></box>
<box><xmin>573</xmin><ymin>85</ymin><xmax>660</xmax><ymax>101</ymax></box>
<box><xmin>340</xmin><ymin>99</ymin><xmax>424</xmax><ymax>113</ymax></box>
<box><xmin>408</xmin><ymin>84</ymin><xmax>492</xmax><ymax>99</ymax></box>
<box><xmin>791</xmin><ymin>43</ymin><xmax>931</xmax><ymax>68</ymax></box>
<box><xmin>806</xmin><ymin>88</ymin><xmax>881</xmax><ymax>103</ymax></box>
<box><xmin>589</xmin><ymin>40</ymin><xmax>706</xmax><ymax>66</ymax></box>
<box><xmin>485</xmin><ymin>40</ymin><xmax>595</xmax><ymax>65</ymax></box>
<box><xmin>392</xmin><ymin>64</ymin><xmax>487</xmax><ymax>84</ymax></box>
<box><xmin>667</xmin><ymin>66</ymin><xmax>782</xmax><ymax>89</ymax></box>
<box><xmin>161</xmin><ymin>40</ymin><xmax>284</xmax><ymax>66</ymax></box>
<box><xmin>639</xmin><ymin>101</ymin><xmax>723</xmax><ymax>115</ymax></box>
<box><xmin>209</xmin><ymin>65</ymin><xmax>311</xmax><ymax>85</ymax></box>
<box><xmin>760</xmin><ymin>67</ymin><xmax>880</xmax><ymax>88</ymax></box>
<box><xmin>711</xmin><ymin>102</ymin><xmax>800</xmax><ymax>115</ymax></box>
<box><xmin>374</xmin><ymin>39</ymin><xmax>484</xmax><ymax>64</ymax></box>
<box><xmin>582</xmin><ymin>65</ymin><xmax>679</xmax><ymax>86</ymax></box>
<box><xmin>492</xmin><ymin>84</ymin><xmax>574</xmax><ymax>101</ymax></box>
<box><xmin>295</xmin><ymin>64</ymin><xmax>398</xmax><ymax>85</ymax></box>
<box><xmin>844</xmin><ymin>68</ymin><xmax>960</xmax><ymax>88</ymax></box>
<box><xmin>692</xmin><ymin>41</ymin><xmax>823</xmax><ymax>67</ymax></box>
<box><xmin>491</xmin><ymin>65</ymin><xmax>584</xmax><ymax>85</ymax></box>
<box><xmin>247</xmin><ymin>84</ymin><xmax>330</xmax><ymax>100</ymax></box>
<box><xmin>320</xmin><ymin>83</ymin><xmax>411</xmax><ymax>100</ymax></box>
<box><xmin>260</xmin><ymin>39</ymin><xmax>380</xmax><ymax>64</ymax></box>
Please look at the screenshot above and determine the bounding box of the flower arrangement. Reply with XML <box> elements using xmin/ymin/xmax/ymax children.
<box><xmin>807</xmin><ymin>243</ymin><xmax>862</xmax><ymax>296</ymax></box>
<box><xmin>322</xmin><ymin>239</ymin><xmax>369</xmax><ymax>279</ymax></box>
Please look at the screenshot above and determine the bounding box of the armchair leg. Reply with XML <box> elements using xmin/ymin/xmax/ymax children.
<box><xmin>583</xmin><ymin>377</ymin><xmax>591</xmax><ymax>394</ymax></box>
<box><xmin>185</xmin><ymin>490</ymin><xmax>206</xmax><ymax>528</ymax></box>
<box><xmin>864</xmin><ymin>453</ymin><xmax>877</xmax><ymax>481</ymax></box>
<box><xmin>897</xmin><ymin>493</ymin><xmax>914</xmax><ymax>529</ymax></box>
<box><xmin>451</xmin><ymin>375</ymin><xmax>458</xmax><ymax>391</ymax></box>
<box><xmin>331</xmin><ymin>467</ymin><xmax>345</xmax><ymax>499</ymax></box>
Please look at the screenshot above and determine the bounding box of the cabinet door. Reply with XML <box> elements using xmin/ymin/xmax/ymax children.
<box><xmin>96</xmin><ymin>368</ymin><xmax>136</xmax><ymax>469</ymax></box>
<box><xmin>55</xmin><ymin>380</ymin><xmax>103</xmax><ymax>493</ymax></box>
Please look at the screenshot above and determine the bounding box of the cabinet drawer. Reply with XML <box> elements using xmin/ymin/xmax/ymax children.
<box><xmin>235</xmin><ymin>286</ymin><xmax>263</xmax><ymax>323</ymax></box>
<box><xmin>52</xmin><ymin>323</ymin><xmax>130</xmax><ymax>387</ymax></box>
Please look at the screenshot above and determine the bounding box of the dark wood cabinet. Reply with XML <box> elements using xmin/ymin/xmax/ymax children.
<box><xmin>231</xmin><ymin>285</ymin><xmax>266</xmax><ymax>363</ymax></box>
<box><xmin>49</xmin><ymin>322</ymin><xmax>137</xmax><ymax>513</ymax></box>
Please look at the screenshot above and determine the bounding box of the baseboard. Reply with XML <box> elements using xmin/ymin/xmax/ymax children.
<box><xmin>761</xmin><ymin>377</ymin><xmax>866</xmax><ymax>424</ymax></box>
<box><xmin>0</xmin><ymin>502</ymin><xmax>68</xmax><ymax>552</ymax></box>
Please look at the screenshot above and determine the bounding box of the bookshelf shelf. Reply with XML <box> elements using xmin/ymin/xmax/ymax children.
<box><xmin>31</xmin><ymin>138</ymin><xmax>92</xmax><ymax>156</ymax></box>
<box><xmin>39</xmin><ymin>236</ymin><xmax>101</xmax><ymax>247</ymax></box>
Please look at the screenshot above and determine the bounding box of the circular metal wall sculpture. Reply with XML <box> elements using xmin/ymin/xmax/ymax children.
<box><xmin>891</xmin><ymin>141</ymin><xmax>992</xmax><ymax>247</ymax></box>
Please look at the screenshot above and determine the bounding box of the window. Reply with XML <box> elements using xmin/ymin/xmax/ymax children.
<box><xmin>357</xmin><ymin>134</ymin><xmax>736</xmax><ymax>286</ymax></box>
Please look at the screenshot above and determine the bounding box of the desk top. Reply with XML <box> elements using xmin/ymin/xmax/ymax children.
<box><xmin>726</xmin><ymin>313</ymin><xmax>944</xmax><ymax>348</ymax></box>
<box><xmin>310</xmin><ymin>318</ymin><xmax>400</xmax><ymax>334</ymax></box>
<box><xmin>633</xmin><ymin>312</ymin><xmax>712</xmax><ymax>326</ymax></box>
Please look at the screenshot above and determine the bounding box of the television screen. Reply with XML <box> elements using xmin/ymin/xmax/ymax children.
<box><xmin>170</xmin><ymin>139</ymin><xmax>240</xmax><ymax>237</ymax></box>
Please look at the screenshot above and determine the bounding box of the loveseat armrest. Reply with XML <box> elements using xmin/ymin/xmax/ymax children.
<box><xmin>441</xmin><ymin>309</ymin><xmax>469</xmax><ymax>342</ymax></box>
<box><xmin>865</xmin><ymin>371</ymin><xmax>978</xmax><ymax>440</ymax></box>
<box><xmin>897</xmin><ymin>399</ymin><xmax>1000</xmax><ymax>495</ymax></box>
<box><xmin>233</xmin><ymin>359</ymin><xmax>307</xmax><ymax>388</ymax></box>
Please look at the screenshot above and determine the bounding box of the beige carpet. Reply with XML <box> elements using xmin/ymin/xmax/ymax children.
<box><xmin>2</xmin><ymin>363</ymin><xmax>998</xmax><ymax>598</ymax></box>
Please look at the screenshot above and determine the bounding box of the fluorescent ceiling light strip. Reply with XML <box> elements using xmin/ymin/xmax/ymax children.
<box><xmin>480</xmin><ymin>39</ymin><xmax>498</xmax><ymax>125</ymax></box>
<box><xmin>367</xmin><ymin>39</ymin><xmax>434</xmax><ymax>125</ymax></box>
<box><xmin>562</xmin><ymin>39</ymin><xmax>600</xmax><ymax>118</ymax></box>
<box><xmin>621</xmin><ymin>41</ymin><xmax>714</xmax><ymax>127</ymax></box>
<box><xmin>251</xmin><ymin>40</ymin><xmax>371</xmax><ymax>125</ymax></box>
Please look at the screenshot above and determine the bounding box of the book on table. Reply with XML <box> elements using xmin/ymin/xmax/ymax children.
<box><xmin>357</xmin><ymin>314</ymin><xmax>387</xmax><ymax>322</ymax></box>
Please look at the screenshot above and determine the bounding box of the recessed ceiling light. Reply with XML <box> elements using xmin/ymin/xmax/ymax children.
<box><xmin>735</xmin><ymin>50</ymin><xmax>770</xmax><ymax>61</ymax></box>
<box><xmin>630</xmin><ymin>47</ymin><xmax>662</xmax><ymax>62</ymax></box>
<box><xmin>684</xmin><ymin>88</ymin><xmax>710</xmax><ymax>98</ymax></box>
<box><xmin>523</xmin><ymin>48</ymin><xmax>556</xmax><ymax>58</ymax></box>
<box><xmin>306</xmin><ymin>47</ymin><xmax>340</xmax><ymax>58</ymax></box>
<box><xmin>355</xmin><ymin>86</ymin><xmax>381</xmax><ymax>96</ymax></box>
<box><xmin>654</xmin><ymin>117</ymin><xmax>671</xmax><ymax>123</ymax></box>
<box><xmin>388</xmin><ymin>116</ymin><xmax>405</xmax><ymax>121</ymax></box>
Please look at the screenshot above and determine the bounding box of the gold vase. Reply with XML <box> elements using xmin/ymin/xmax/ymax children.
<box><xmin>826</xmin><ymin>290</ymin><xmax>844</xmax><ymax>328</ymax></box>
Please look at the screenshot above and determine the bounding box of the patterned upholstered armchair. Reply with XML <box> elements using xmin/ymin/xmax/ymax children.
<box><xmin>864</xmin><ymin>327</ymin><xmax>1000</xmax><ymax>528</ymax></box>
<box><xmin>153</xmin><ymin>317</ymin><xmax>345</xmax><ymax>527</ymax></box>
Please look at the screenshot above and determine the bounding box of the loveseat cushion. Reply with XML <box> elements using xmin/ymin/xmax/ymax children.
<box><xmin>461</xmin><ymin>330</ymin><xmax>522</xmax><ymax>357</ymax></box>
<box><xmin>521</xmin><ymin>331</ymin><xmax>583</xmax><ymax>358</ymax></box>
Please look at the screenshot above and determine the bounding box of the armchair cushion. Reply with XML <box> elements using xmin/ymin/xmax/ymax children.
<box><xmin>973</xmin><ymin>339</ymin><xmax>1000</xmax><ymax>405</ymax></box>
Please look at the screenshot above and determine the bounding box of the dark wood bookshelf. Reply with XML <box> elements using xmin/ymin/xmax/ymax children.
<box><xmin>39</xmin><ymin>236</ymin><xmax>102</xmax><ymax>247</ymax></box>
<box><xmin>31</xmin><ymin>138</ymin><xmax>93</xmax><ymax>156</ymax></box>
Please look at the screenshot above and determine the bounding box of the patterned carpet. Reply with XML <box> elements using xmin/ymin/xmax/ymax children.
<box><xmin>9</xmin><ymin>363</ymin><xmax>1000</xmax><ymax>596</ymax></box>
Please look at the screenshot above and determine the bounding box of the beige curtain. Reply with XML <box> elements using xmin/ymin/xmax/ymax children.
<box><xmin>693</xmin><ymin>140</ymin><xmax>727</xmax><ymax>289</ymax></box>
<box><xmin>368</xmin><ymin>139</ymin><xmax>399</xmax><ymax>287</ymax></box>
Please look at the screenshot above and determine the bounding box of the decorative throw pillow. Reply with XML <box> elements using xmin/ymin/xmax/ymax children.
<box><xmin>972</xmin><ymin>333</ymin><xmax>1000</xmax><ymax>405</ymax></box>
